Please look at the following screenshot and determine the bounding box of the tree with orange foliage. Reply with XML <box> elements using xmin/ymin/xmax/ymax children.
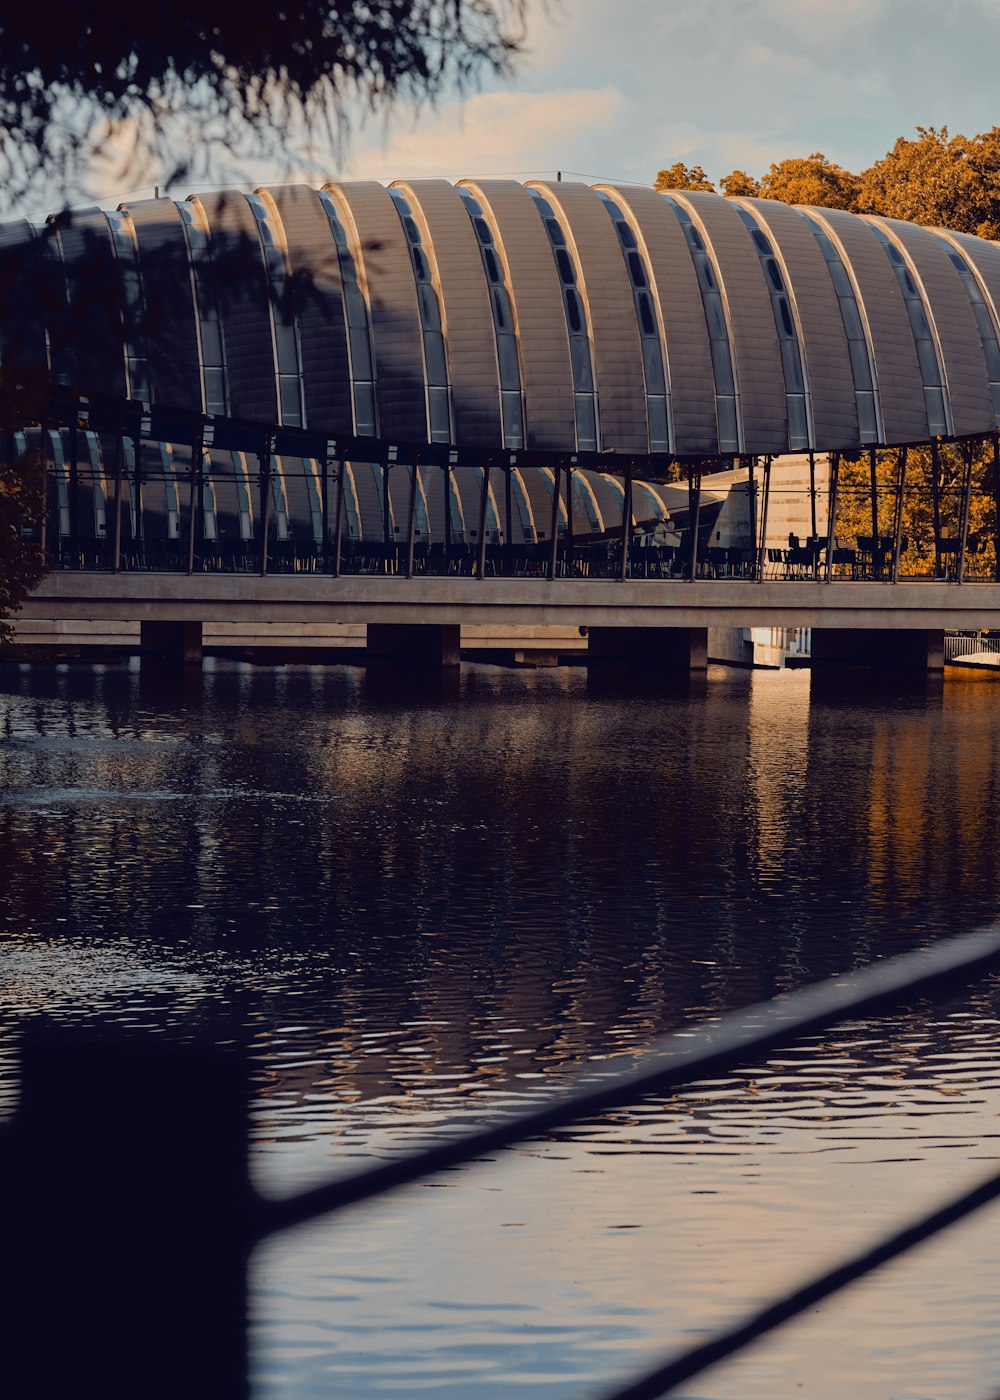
<box><xmin>654</xmin><ymin>162</ymin><xmax>715</xmax><ymax>192</ymax></box>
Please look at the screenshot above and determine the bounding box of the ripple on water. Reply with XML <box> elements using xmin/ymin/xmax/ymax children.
<box><xmin>3</xmin><ymin>662</ymin><xmax>1000</xmax><ymax>1397</ymax></box>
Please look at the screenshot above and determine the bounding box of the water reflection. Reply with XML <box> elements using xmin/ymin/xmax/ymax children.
<box><xmin>2</xmin><ymin>659</ymin><xmax>1000</xmax><ymax>1396</ymax></box>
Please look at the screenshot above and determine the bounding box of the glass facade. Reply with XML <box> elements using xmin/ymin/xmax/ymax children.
<box><xmin>938</xmin><ymin>237</ymin><xmax>1000</xmax><ymax>423</ymax></box>
<box><xmin>245</xmin><ymin>193</ymin><xmax>305</xmax><ymax>428</ymax></box>
<box><xmin>179</xmin><ymin>199</ymin><xmax>229</xmax><ymax>417</ymax></box>
<box><xmin>867</xmin><ymin>221</ymin><xmax>950</xmax><ymax>436</ymax></box>
<box><xmin>732</xmin><ymin>204</ymin><xmax>811</xmax><ymax>450</ymax></box>
<box><xmin>528</xmin><ymin>188</ymin><xmax>600</xmax><ymax>452</ymax></box>
<box><xmin>105</xmin><ymin>210</ymin><xmax>152</xmax><ymax>403</ymax></box>
<box><xmin>316</xmin><ymin>191</ymin><xmax>377</xmax><ymax>438</ymax></box>
<box><xmin>796</xmin><ymin>212</ymin><xmax>882</xmax><ymax>444</ymax></box>
<box><xmin>596</xmin><ymin>191</ymin><xmax>672</xmax><ymax>453</ymax></box>
<box><xmin>388</xmin><ymin>188</ymin><xmax>453</xmax><ymax>444</ymax></box>
<box><xmin>457</xmin><ymin>186</ymin><xmax>525</xmax><ymax>451</ymax></box>
<box><xmin>660</xmin><ymin>195</ymin><xmax>740</xmax><ymax>453</ymax></box>
<box><xmin>9</xmin><ymin>180</ymin><xmax>1000</xmax><ymax>483</ymax></box>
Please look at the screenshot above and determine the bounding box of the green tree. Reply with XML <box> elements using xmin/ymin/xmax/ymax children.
<box><xmin>654</xmin><ymin>162</ymin><xmax>715</xmax><ymax>192</ymax></box>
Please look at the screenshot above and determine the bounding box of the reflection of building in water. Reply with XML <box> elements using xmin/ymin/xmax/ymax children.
<box><xmin>10</xmin><ymin>664</ymin><xmax>1000</xmax><ymax>1138</ymax></box>
<box><xmin>710</xmin><ymin>454</ymin><xmax>830</xmax><ymax>668</ymax></box>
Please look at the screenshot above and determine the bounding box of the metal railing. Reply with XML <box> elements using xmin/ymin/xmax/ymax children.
<box><xmin>6</xmin><ymin>924</ymin><xmax>1000</xmax><ymax>1398</ymax></box>
<box><xmin>945</xmin><ymin>631</ymin><xmax>1000</xmax><ymax>661</ymax></box>
<box><xmin>10</xmin><ymin>389</ymin><xmax>1000</xmax><ymax>587</ymax></box>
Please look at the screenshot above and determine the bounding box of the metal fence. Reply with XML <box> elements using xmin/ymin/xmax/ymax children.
<box><xmin>945</xmin><ymin>631</ymin><xmax>1000</xmax><ymax>661</ymax></box>
<box><xmin>5</xmin><ymin>925</ymin><xmax>1000</xmax><ymax>1399</ymax></box>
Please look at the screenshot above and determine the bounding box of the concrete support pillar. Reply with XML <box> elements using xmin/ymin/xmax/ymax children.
<box><xmin>140</xmin><ymin>620</ymin><xmax>203</xmax><ymax>665</ymax></box>
<box><xmin>587</xmin><ymin>626</ymin><xmax>709</xmax><ymax>672</ymax></box>
<box><xmin>811</xmin><ymin>628</ymin><xmax>944</xmax><ymax>678</ymax></box>
<box><xmin>366</xmin><ymin>623</ymin><xmax>461</xmax><ymax>668</ymax></box>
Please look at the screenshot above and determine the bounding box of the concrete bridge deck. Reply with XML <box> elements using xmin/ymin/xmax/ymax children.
<box><xmin>18</xmin><ymin>572</ymin><xmax>1000</xmax><ymax>633</ymax></box>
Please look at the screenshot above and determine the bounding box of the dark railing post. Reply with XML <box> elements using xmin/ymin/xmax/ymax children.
<box><xmin>4</xmin><ymin>1023</ymin><xmax>251</xmax><ymax>1400</ymax></box>
<box><xmin>565</xmin><ymin>458</ymin><xmax>575</xmax><ymax>575</ymax></box>
<box><xmin>443</xmin><ymin>453</ymin><xmax>453</xmax><ymax>572</ymax></box>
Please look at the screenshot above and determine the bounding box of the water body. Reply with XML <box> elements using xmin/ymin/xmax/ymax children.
<box><xmin>2</xmin><ymin>659</ymin><xmax>1000</xmax><ymax>1399</ymax></box>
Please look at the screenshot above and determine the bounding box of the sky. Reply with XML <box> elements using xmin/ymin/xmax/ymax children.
<box><xmin>334</xmin><ymin>0</ymin><xmax>1000</xmax><ymax>189</ymax></box>
<box><xmin>34</xmin><ymin>0</ymin><xmax>1000</xmax><ymax>213</ymax></box>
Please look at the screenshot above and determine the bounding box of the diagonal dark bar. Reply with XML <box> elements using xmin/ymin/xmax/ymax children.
<box><xmin>253</xmin><ymin>923</ymin><xmax>1000</xmax><ymax>1240</ymax></box>
<box><xmin>598</xmin><ymin>1161</ymin><xmax>1000</xmax><ymax>1400</ymax></box>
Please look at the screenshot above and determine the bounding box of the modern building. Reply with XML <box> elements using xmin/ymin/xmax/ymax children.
<box><xmin>2</xmin><ymin>179</ymin><xmax>1000</xmax><ymax>571</ymax></box>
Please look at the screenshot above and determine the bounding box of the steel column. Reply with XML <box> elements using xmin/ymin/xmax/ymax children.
<box><xmin>930</xmin><ymin>440</ymin><xmax>943</xmax><ymax>578</ymax></box>
<box><xmin>111</xmin><ymin>423</ymin><xmax>124</xmax><ymax>574</ymax></box>
<box><xmin>505</xmin><ymin>461</ymin><xmax>513</xmax><ymax>556</ymax></box>
<box><xmin>383</xmin><ymin>460</ymin><xmax>392</xmax><ymax>563</ymax></box>
<box><xmin>68</xmin><ymin>422</ymin><xmax>79</xmax><ymax>567</ymax></box>
<box><xmin>187</xmin><ymin>430</ymin><xmax>201</xmax><ymax>576</ymax></box>
<box><xmin>994</xmin><ymin>435</ymin><xmax>1000</xmax><ymax>584</ymax></box>
<box><xmin>134</xmin><ymin>434</ymin><xmax>144</xmax><ymax>568</ymax></box>
<box><xmin>957</xmin><ymin>441</ymin><xmax>975</xmax><ymax>584</ymax></box>
<box><xmin>321</xmin><ymin>452</ymin><xmax>330</xmax><ymax>573</ymax></box>
<box><xmin>869</xmin><ymin>447</ymin><xmax>881</xmax><ymax>580</ymax></box>
<box><xmin>756</xmin><ymin>456</ymin><xmax>772</xmax><ymax>584</ymax></box>
<box><xmin>476</xmin><ymin>461</ymin><xmax>490</xmax><ymax>579</ymax></box>
<box><xmin>38</xmin><ymin>421</ymin><xmax>48</xmax><ymax>563</ymax></box>
<box><xmin>687</xmin><ymin>460</ymin><xmax>702</xmax><ymax>582</ymax></box>
<box><xmin>548</xmin><ymin>461</ymin><xmax>561</xmax><ymax>580</ymax></box>
<box><xmin>891</xmin><ymin>447</ymin><xmax>907</xmax><ymax>584</ymax></box>
<box><xmin>824</xmin><ymin>453</ymin><xmax>840</xmax><ymax>583</ymax></box>
<box><xmin>405</xmin><ymin>459</ymin><xmax>418</xmax><ymax>579</ymax></box>
<box><xmin>259</xmin><ymin>439</ymin><xmax>272</xmax><ymax>578</ymax></box>
<box><xmin>619</xmin><ymin>459</ymin><xmax>633</xmax><ymax>582</ymax></box>
<box><xmin>332</xmin><ymin>461</ymin><xmax>345</xmax><ymax>579</ymax></box>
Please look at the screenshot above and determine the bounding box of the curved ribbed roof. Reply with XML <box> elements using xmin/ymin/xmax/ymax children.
<box><xmin>4</xmin><ymin>182</ymin><xmax>1000</xmax><ymax>458</ymax></box>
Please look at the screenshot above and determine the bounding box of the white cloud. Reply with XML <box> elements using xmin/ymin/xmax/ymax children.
<box><xmin>22</xmin><ymin>0</ymin><xmax>1000</xmax><ymax>215</ymax></box>
<box><xmin>343</xmin><ymin>86</ymin><xmax>628</xmax><ymax>184</ymax></box>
